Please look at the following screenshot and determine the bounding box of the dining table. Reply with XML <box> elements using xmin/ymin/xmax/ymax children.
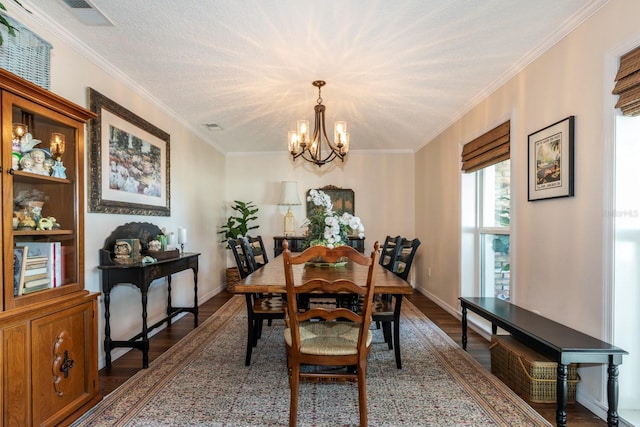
<box><xmin>232</xmin><ymin>254</ymin><xmax>413</xmax><ymax>296</ymax></box>
<box><xmin>232</xmin><ymin>254</ymin><xmax>414</xmax><ymax>366</ymax></box>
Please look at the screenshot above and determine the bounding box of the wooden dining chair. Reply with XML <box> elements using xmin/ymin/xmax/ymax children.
<box><xmin>379</xmin><ymin>235</ymin><xmax>401</xmax><ymax>271</ymax></box>
<box><xmin>372</xmin><ymin>237</ymin><xmax>421</xmax><ymax>369</ymax></box>
<box><xmin>243</xmin><ymin>235</ymin><xmax>269</xmax><ymax>271</ymax></box>
<box><xmin>282</xmin><ymin>240</ymin><xmax>379</xmax><ymax>427</ymax></box>
<box><xmin>228</xmin><ymin>237</ymin><xmax>284</xmax><ymax>366</ymax></box>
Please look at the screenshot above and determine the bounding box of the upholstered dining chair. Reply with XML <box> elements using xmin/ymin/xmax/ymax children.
<box><xmin>372</xmin><ymin>236</ymin><xmax>421</xmax><ymax>369</ymax></box>
<box><xmin>228</xmin><ymin>237</ymin><xmax>284</xmax><ymax>366</ymax></box>
<box><xmin>282</xmin><ymin>240</ymin><xmax>379</xmax><ymax>427</ymax></box>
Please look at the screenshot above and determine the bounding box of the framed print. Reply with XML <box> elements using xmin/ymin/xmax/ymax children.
<box><xmin>528</xmin><ymin>116</ymin><xmax>574</xmax><ymax>201</ymax></box>
<box><xmin>306</xmin><ymin>185</ymin><xmax>354</xmax><ymax>216</ymax></box>
<box><xmin>88</xmin><ymin>88</ymin><xmax>170</xmax><ymax>215</ymax></box>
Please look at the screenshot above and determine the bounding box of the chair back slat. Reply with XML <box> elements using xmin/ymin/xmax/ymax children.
<box><xmin>282</xmin><ymin>240</ymin><xmax>379</xmax><ymax>354</ymax></box>
<box><xmin>393</xmin><ymin>237</ymin><xmax>421</xmax><ymax>281</ymax></box>
<box><xmin>379</xmin><ymin>235</ymin><xmax>402</xmax><ymax>271</ymax></box>
<box><xmin>244</xmin><ymin>235</ymin><xmax>269</xmax><ymax>270</ymax></box>
<box><xmin>228</xmin><ymin>237</ymin><xmax>254</xmax><ymax>278</ymax></box>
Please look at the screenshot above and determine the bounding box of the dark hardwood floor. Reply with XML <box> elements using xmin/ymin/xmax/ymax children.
<box><xmin>98</xmin><ymin>290</ymin><xmax>606</xmax><ymax>426</ymax></box>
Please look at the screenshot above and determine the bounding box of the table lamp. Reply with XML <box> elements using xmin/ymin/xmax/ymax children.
<box><xmin>278</xmin><ymin>181</ymin><xmax>301</xmax><ymax>236</ymax></box>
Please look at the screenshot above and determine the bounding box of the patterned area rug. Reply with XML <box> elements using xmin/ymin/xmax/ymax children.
<box><xmin>74</xmin><ymin>295</ymin><xmax>551</xmax><ymax>426</ymax></box>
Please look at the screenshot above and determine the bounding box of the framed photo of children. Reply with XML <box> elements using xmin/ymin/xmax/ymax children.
<box><xmin>87</xmin><ymin>88</ymin><xmax>171</xmax><ymax>216</ymax></box>
<box><xmin>527</xmin><ymin>116</ymin><xmax>575</xmax><ymax>202</ymax></box>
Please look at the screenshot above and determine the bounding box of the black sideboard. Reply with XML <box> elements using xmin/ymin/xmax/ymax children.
<box><xmin>273</xmin><ymin>236</ymin><xmax>365</xmax><ymax>257</ymax></box>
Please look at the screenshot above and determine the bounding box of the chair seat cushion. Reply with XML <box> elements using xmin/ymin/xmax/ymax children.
<box><xmin>284</xmin><ymin>321</ymin><xmax>372</xmax><ymax>355</ymax></box>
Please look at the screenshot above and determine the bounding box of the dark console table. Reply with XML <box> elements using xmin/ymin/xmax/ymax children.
<box><xmin>99</xmin><ymin>252</ymin><xmax>200</xmax><ymax>368</ymax></box>
<box><xmin>273</xmin><ymin>235</ymin><xmax>365</xmax><ymax>257</ymax></box>
<box><xmin>459</xmin><ymin>297</ymin><xmax>628</xmax><ymax>427</ymax></box>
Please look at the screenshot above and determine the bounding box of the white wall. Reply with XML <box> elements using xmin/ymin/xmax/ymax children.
<box><xmin>415</xmin><ymin>0</ymin><xmax>639</xmax><ymax>421</ymax></box>
<box><xmin>8</xmin><ymin>7</ymin><xmax>228</xmax><ymax>367</ymax></box>
<box><xmin>224</xmin><ymin>151</ymin><xmax>415</xmax><ymax>268</ymax></box>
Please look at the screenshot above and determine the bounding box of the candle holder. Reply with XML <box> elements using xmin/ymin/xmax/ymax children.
<box><xmin>50</xmin><ymin>133</ymin><xmax>67</xmax><ymax>178</ymax></box>
<box><xmin>177</xmin><ymin>226</ymin><xmax>187</xmax><ymax>255</ymax></box>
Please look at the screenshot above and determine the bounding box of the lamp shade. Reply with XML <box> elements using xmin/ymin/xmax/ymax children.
<box><xmin>278</xmin><ymin>181</ymin><xmax>301</xmax><ymax>206</ymax></box>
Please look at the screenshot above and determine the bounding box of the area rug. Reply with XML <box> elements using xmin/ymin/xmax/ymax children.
<box><xmin>74</xmin><ymin>295</ymin><xmax>551</xmax><ymax>427</ymax></box>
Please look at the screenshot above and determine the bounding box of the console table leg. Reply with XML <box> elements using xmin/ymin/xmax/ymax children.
<box><xmin>166</xmin><ymin>275</ymin><xmax>173</xmax><ymax>326</ymax></box>
<box><xmin>104</xmin><ymin>289</ymin><xmax>112</xmax><ymax>368</ymax></box>
<box><xmin>556</xmin><ymin>363</ymin><xmax>568</xmax><ymax>427</ymax></box>
<box><xmin>607</xmin><ymin>360</ymin><xmax>621</xmax><ymax>426</ymax></box>
<box><xmin>193</xmin><ymin>267</ymin><xmax>199</xmax><ymax>327</ymax></box>
<box><xmin>461</xmin><ymin>304</ymin><xmax>468</xmax><ymax>350</ymax></box>
<box><xmin>141</xmin><ymin>291</ymin><xmax>149</xmax><ymax>369</ymax></box>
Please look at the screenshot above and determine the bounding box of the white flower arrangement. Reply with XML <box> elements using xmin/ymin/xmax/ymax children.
<box><xmin>304</xmin><ymin>189</ymin><xmax>365</xmax><ymax>249</ymax></box>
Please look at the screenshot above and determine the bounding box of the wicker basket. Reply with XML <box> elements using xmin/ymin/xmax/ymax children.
<box><xmin>490</xmin><ymin>335</ymin><xmax>579</xmax><ymax>403</ymax></box>
<box><xmin>225</xmin><ymin>267</ymin><xmax>240</xmax><ymax>292</ymax></box>
<box><xmin>0</xmin><ymin>13</ymin><xmax>51</xmax><ymax>89</ymax></box>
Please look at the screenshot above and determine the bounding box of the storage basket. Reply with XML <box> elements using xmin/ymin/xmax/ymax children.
<box><xmin>490</xmin><ymin>335</ymin><xmax>579</xmax><ymax>403</ymax></box>
<box><xmin>0</xmin><ymin>14</ymin><xmax>51</xmax><ymax>89</ymax></box>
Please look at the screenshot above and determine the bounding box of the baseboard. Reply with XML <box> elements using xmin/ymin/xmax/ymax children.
<box><xmin>414</xmin><ymin>286</ymin><xmax>493</xmax><ymax>341</ymax></box>
<box><xmin>98</xmin><ymin>285</ymin><xmax>225</xmax><ymax>369</ymax></box>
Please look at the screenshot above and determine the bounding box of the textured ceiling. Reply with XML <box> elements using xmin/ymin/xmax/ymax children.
<box><xmin>23</xmin><ymin>0</ymin><xmax>603</xmax><ymax>154</ymax></box>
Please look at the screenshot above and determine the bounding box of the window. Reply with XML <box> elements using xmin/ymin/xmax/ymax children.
<box><xmin>461</xmin><ymin>159</ymin><xmax>511</xmax><ymax>300</ymax></box>
<box><xmin>478</xmin><ymin>160</ymin><xmax>510</xmax><ymax>299</ymax></box>
<box><xmin>612</xmin><ymin>114</ymin><xmax>640</xmax><ymax>423</ymax></box>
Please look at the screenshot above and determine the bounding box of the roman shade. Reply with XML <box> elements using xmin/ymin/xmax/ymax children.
<box><xmin>613</xmin><ymin>45</ymin><xmax>640</xmax><ymax>116</ymax></box>
<box><xmin>461</xmin><ymin>120</ymin><xmax>510</xmax><ymax>173</ymax></box>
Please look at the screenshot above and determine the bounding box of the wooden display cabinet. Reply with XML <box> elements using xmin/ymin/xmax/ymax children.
<box><xmin>0</xmin><ymin>69</ymin><xmax>100</xmax><ymax>425</ymax></box>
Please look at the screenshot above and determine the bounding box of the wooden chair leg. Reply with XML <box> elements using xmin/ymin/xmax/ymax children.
<box><xmin>382</xmin><ymin>321</ymin><xmax>393</xmax><ymax>349</ymax></box>
<box><xmin>393</xmin><ymin>317</ymin><xmax>402</xmax><ymax>369</ymax></box>
<box><xmin>245</xmin><ymin>318</ymin><xmax>254</xmax><ymax>366</ymax></box>
<box><xmin>256</xmin><ymin>319</ymin><xmax>263</xmax><ymax>341</ymax></box>
<box><xmin>357</xmin><ymin>363</ymin><xmax>368</xmax><ymax>427</ymax></box>
<box><xmin>289</xmin><ymin>363</ymin><xmax>300</xmax><ymax>427</ymax></box>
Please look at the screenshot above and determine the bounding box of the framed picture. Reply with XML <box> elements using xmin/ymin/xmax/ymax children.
<box><xmin>88</xmin><ymin>88</ymin><xmax>170</xmax><ymax>215</ymax></box>
<box><xmin>307</xmin><ymin>185</ymin><xmax>354</xmax><ymax>215</ymax></box>
<box><xmin>528</xmin><ymin>116</ymin><xmax>575</xmax><ymax>201</ymax></box>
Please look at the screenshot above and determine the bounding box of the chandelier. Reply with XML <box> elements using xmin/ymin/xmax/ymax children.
<box><xmin>288</xmin><ymin>80</ymin><xmax>350</xmax><ymax>167</ymax></box>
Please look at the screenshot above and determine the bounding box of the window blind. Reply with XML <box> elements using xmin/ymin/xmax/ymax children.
<box><xmin>461</xmin><ymin>120</ymin><xmax>510</xmax><ymax>173</ymax></box>
<box><xmin>613</xmin><ymin>45</ymin><xmax>640</xmax><ymax>116</ymax></box>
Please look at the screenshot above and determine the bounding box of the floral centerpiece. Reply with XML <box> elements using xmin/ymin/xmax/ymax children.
<box><xmin>304</xmin><ymin>189</ymin><xmax>365</xmax><ymax>253</ymax></box>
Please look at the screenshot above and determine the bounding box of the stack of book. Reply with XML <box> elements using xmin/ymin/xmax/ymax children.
<box><xmin>22</xmin><ymin>254</ymin><xmax>50</xmax><ymax>294</ymax></box>
<box><xmin>14</xmin><ymin>242</ymin><xmax>62</xmax><ymax>296</ymax></box>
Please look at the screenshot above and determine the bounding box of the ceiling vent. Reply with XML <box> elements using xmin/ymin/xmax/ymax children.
<box><xmin>58</xmin><ymin>0</ymin><xmax>113</xmax><ymax>26</ymax></box>
<box><xmin>203</xmin><ymin>123</ymin><xmax>224</xmax><ymax>131</ymax></box>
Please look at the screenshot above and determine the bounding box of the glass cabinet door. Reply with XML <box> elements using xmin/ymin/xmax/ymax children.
<box><xmin>3</xmin><ymin>91</ymin><xmax>84</xmax><ymax>310</ymax></box>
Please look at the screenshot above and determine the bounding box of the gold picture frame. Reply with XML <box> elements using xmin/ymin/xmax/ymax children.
<box><xmin>306</xmin><ymin>185</ymin><xmax>354</xmax><ymax>215</ymax></box>
<box><xmin>88</xmin><ymin>88</ymin><xmax>171</xmax><ymax>216</ymax></box>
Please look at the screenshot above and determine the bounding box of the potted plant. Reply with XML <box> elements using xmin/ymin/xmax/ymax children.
<box><xmin>218</xmin><ymin>201</ymin><xmax>259</xmax><ymax>290</ymax></box>
<box><xmin>218</xmin><ymin>200</ymin><xmax>259</xmax><ymax>242</ymax></box>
